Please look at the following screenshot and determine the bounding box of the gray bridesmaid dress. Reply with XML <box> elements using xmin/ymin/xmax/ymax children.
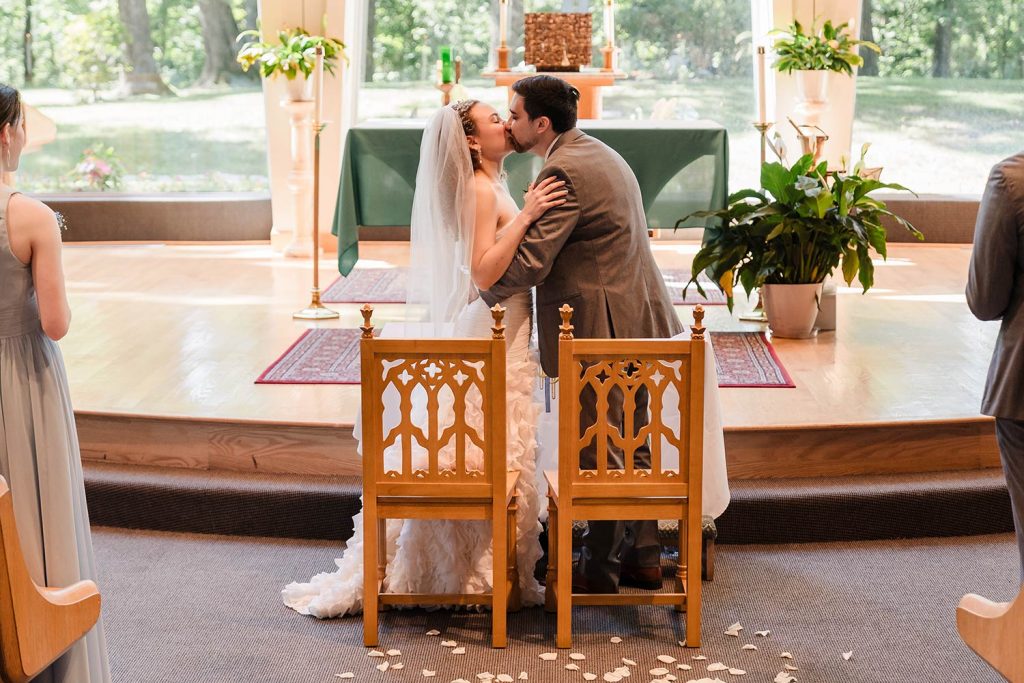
<box><xmin>0</xmin><ymin>186</ymin><xmax>111</xmax><ymax>683</ymax></box>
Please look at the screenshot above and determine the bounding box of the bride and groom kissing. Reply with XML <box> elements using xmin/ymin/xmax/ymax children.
<box><xmin>282</xmin><ymin>75</ymin><xmax>682</xmax><ymax>618</ymax></box>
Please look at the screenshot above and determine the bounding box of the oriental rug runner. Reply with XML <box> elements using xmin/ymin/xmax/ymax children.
<box><xmin>256</xmin><ymin>330</ymin><xmax>793</xmax><ymax>388</ymax></box>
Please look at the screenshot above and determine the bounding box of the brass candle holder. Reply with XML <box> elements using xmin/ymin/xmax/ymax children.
<box><xmin>293</xmin><ymin>117</ymin><xmax>339</xmax><ymax>320</ymax></box>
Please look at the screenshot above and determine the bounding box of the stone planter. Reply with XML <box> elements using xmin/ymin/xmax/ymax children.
<box><xmin>284</xmin><ymin>74</ymin><xmax>312</xmax><ymax>101</ymax></box>
<box><xmin>794</xmin><ymin>69</ymin><xmax>829</xmax><ymax>104</ymax></box>
<box><xmin>763</xmin><ymin>282</ymin><xmax>823</xmax><ymax>339</ymax></box>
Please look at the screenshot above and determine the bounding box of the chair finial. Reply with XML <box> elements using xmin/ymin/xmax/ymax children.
<box><xmin>491</xmin><ymin>304</ymin><xmax>506</xmax><ymax>339</ymax></box>
<box><xmin>559</xmin><ymin>304</ymin><xmax>575</xmax><ymax>339</ymax></box>
<box><xmin>691</xmin><ymin>305</ymin><xmax>705</xmax><ymax>340</ymax></box>
<box><xmin>360</xmin><ymin>304</ymin><xmax>374</xmax><ymax>338</ymax></box>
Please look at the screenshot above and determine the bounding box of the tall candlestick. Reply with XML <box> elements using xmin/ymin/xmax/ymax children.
<box><xmin>499</xmin><ymin>0</ymin><xmax>508</xmax><ymax>47</ymax></box>
<box><xmin>603</xmin><ymin>0</ymin><xmax>615</xmax><ymax>48</ymax></box>
<box><xmin>756</xmin><ymin>45</ymin><xmax>767</xmax><ymax>125</ymax></box>
<box><xmin>313</xmin><ymin>46</ymin><xmax>324</xmax><ymax>125</ymax></box>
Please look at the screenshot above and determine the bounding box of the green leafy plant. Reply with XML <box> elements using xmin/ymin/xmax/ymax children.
<box><xmin>235</xmin><ymin>27</ymin><xmax>346</xmax><ymax>80</ymax></box>
<box><xmin>772</xmin><ymin>19</ymin><xmax>880</xmax><ymax>75</ymax></box>
<box><xmin>675</xmin><ymin>152</ymin><xmax>922</xmax><ymax>311</ymax></box>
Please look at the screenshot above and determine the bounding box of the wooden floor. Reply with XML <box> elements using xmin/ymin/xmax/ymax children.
<box><xmin>63</xmin><ymin>241</ymin><xmax>1000</xmax><ymax>479</ymax></box>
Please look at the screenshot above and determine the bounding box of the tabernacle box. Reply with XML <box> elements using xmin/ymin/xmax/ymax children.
<box><xmin>523</xmin><ymin>12</ymin><xmax>592</xmax><ymax>72</ymax></box>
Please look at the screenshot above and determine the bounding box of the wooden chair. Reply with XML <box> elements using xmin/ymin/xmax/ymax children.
<box><xmin>360</xmin><ymin>304</ymin><xmax>520</xmax><ymax>648</ymax></box>
<box><xmin>0</xmin><ymin>476</ymin><xmax>100</xmax><ymax>683</ymax></box>
<box><xmin>545</xmin><ymin>305</ymin><xmax>706</xmax><ymax>649</ymax></box>
<box><xmin>957</xmin><ymin>589</ymin><xmax>1024</xmax><ymax>681</ymax></box>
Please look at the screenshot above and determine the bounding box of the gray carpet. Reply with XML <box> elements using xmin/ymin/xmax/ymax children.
<box><xmin>93</xmin><ymin>528</ymin><xmax>1018</xmax><ymax>683</ymax></box>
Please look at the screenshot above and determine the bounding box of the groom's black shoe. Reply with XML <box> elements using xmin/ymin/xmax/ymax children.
<box><xmin>618</xmin><ymin>563</ymin><xmax>663</xmax><ymax>590</ymax></box>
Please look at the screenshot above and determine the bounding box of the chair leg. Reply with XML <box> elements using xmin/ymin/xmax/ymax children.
<box><xmin>702</xmin><ymin>535</ymin><xmax>715</xmax><ymax>582</ymax></box>
<box><xmin>508</xmin><ymin>499</ymin><xmax>522</xmax><ymax>613</ymax></box>
<box><xmin>363</xmin><ymin>505</ymin><xmax>379</xmax><ymax>647</ymax></box>
<box><xmin>556</xmin><ymin>508</ymin><xmax>572</xmax><ymax>649</ymax></box>
<box><xmin>675</xmin><ymin>511</ymin><xmax>687</xmax><ymax>614</ymax></box>
<box><xmin>685</xmin><ymin>505</ymin><xmax>702</xmax><ymax>647</ymax></box>
<box><xmin>492</xmin><ymin>502</ymin><xmax>508</xmax><ymax>648</ymax></box>
<box><xmin>545</xmin><ymin>497</ymin><xmax>557</xmax><ymax>614</ymax></box>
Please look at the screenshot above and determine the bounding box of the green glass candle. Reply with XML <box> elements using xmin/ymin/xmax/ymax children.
<box><xmin>440</xmin><ymin>46</ymin><xmax>453</xmax><ymax>84</ymax></box>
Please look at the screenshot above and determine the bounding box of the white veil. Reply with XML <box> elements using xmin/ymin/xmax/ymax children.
<box><xmin>407</xmin><ymin>106</ymin><xmax>477</xmax><ymax>331</ymax></box>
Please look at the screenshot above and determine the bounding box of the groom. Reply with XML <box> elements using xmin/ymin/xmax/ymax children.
<box><xmin>481</xmin><ymin>75</ymin><xmax>682</xmax><ymax>593</ymax></box>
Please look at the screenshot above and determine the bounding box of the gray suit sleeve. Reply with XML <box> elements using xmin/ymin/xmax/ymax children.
<box><xmin>967</xmin><ymin>164</ymin><xmax>1020</xmax><ymax>321</ymax></box>
<box><xmin>481</xmin><ymin>166</ymin><xmax>581</xmax><ymax>305</ymax></box>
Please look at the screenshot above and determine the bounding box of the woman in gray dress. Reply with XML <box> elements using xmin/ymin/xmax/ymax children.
<box><xmin>0</xmin><ymin>84</ymin><xmax>111</xmax><ymax>683</ymax></box>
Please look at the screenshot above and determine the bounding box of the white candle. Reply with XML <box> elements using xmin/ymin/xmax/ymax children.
<box><xmin>499</xmin><ymin>0</ymin><xmax>508</xmax><ymax>47</ymax></box>
<box><xmin>314</xmin><ymin>46</ymin><xmax>324</xmax><ymax>124</ymax></box>
<box><xmin>756</xmin><ymin>45</ymin><xmax>767</xmax><ymax>124</ymax></box>
<box><xmin>604</xmin><ymin>0</ymin><xmax>615</xmax><ymax>48</ymax></box>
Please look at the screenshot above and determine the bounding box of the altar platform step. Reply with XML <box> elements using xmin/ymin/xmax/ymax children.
<box><xmin>83</xmin><ymin>462</ymin><xmax>1013</xmax><ymax>545</ymax></box>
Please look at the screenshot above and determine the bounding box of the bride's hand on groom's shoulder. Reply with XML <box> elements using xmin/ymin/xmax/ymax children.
<box><xmin>521</xmin><ymin>176</ymin><xmax>568</xmax><ymax>223</ymax></box>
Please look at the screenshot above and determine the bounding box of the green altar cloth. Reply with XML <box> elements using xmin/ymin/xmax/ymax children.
<box><xmin>332</xmin><ymin>119</ymin><xmax>729</xmax><ymax>276</ymax></box>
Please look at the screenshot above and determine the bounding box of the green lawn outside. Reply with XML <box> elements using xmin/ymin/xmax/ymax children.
<box><xmin>14</xmin><ymin>76</ymin><xmax>1023</xmax><ymax>196</ymax></box>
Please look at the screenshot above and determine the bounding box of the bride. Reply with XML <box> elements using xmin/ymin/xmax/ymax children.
<box><xmin>282</xmin><ymin>101</ymin><xmax>567</xmax><ymax>617</ymax></box>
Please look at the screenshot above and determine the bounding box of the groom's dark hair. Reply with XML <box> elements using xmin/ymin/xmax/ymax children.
<box><xmin>511</xmin><ymin>75</ymin><xmax>579</xmax><ymax>133</ymax></box>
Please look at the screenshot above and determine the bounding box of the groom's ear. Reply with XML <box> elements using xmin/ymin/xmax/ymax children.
<box><xmin>536</xmin><ymin>116</ymin><xmax>552</xmax><ymax>135</ymax></box>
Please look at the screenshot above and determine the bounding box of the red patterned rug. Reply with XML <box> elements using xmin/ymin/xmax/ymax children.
<box><xmin>256</xmin><ymin>329</ymin><xmax>793</xmax><ymax>388</ymax></box>
<box><xmin>322</xmin><ymin>267</ymin><xmax>407</xmax><ymax>303</ymax></box>
<box><xmin>256</xmin><ymin>329</ymin><xmax>364</xmax><ymax>384</ymax></box>
<box><xmin>659</xmin><ymin>268</ymin><xmax>727</xmax><ymax>306</ymax></box>
<box><xmin>711</xmin><ymin>332</ymin><xmax>795</xmax><ymax>388</ymax></box>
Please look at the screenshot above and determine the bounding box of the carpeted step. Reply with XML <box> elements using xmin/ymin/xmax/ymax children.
<box><xmin>84</xmin><ymin>461</ymin><xmax>361</xmax><ymax>541</ymax></box>
<box><xmin>84</xmin><ymin>462</ymin><xmax>1014</xmax><ymax>544</ymax></box>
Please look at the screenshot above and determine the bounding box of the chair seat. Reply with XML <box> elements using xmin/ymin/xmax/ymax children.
<box><xmin>545</xmin><ymin>470</ymin><xmax>687</xmax><ymax>504</ymax></box>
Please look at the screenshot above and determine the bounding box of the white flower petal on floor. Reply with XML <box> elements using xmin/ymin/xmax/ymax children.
<box><xmin>377</xmin><ymin>661</ymin><xmax>390</xmax><ymax>672</ymax></box>
<box><xmin>571</xmin><ymin>653</ymin><xmax>586</xmax><ymax>660</ymax></box>
<box><xmin>650</xmin><ymin>668</ymin><xmax>670</xmax><ymax>676</ymax></box>
<box><xmin>451</xmin><ymin>647</ymin><xmax>466</xmax><ymax>655</ymax></box>
<box><xmin>387</xmin><ymin>649</ymin><xmax>402</xmax><ymax>656</ymax></box>
<box><xmin>441</xmin><ymin>640</ymin><xmax>458</xmax><ymax>648</ymax></box>
<box><xmin>393</xmin><ymin>663</ymin><xmax>405</xmax><ymax>670</ymax></box>
<box><xmin>773</xmin><ymin>673</ymin><xmax>797</xmax><ymax>683</ymax></box>
<box><xmin>496</xmin><ymin>676</ymin><xmax>514</xmax><ymax>682</ymax></box>
<box><xmin>727</xmin><ymin>669</ymin><xmax>745</xmax><ymax>676</ymax></box>
<box><xmin>476</xmin><ymin>672</ymin><xmax>494</xmax><ymax>680</ymax></box>
<box><xmin>706</xmin><ymin>663</ymin><xmax>729</xmax><ymax>672</ymax></box>
<box><xmin>842</xmin><ymin>651</ymin><xmax>853</xmax><ymax>661</ymax></box>
<box><xmin>539</xmin><ymin>652</ymin><xmax>558</xmax><ymax>661</ymax></box>
<box><xmin>623</xmin><ymin>658</ymin><xmax>638</xmax><ymax>666</ymax></box>
<box><xmin>614</xmin><ymin>665</ymin><xmax>632</xmax><ymax>676</ymax></box>
<box><xmin>657</xmin><ymin>655</ymin><xmax>677</xmax><ymax>664</ymax></box>
<box><xmin>677</xmin><ymin>664</ymin><xmax>692</xmax><ymax>671</ymax></box>
<box><xmin>784</xmin><ymin>665</ymin><xmax>798</xmax><ymax>671</ymax></box>
<box><xmin>335</xmin><ymin>674</ymin><xmax>354</xmax><ymax>680</ymax></box>
<box><xmin>741</xmin><ymin>645</ymin><xmax>757</xmax><ymax>651</ymax></box>
<box><xmin>368</xmin><ymin>650</ymin><xmax>386</xmax><ymax>657</ymax></box>
<box><xmin>452</xmin><ymin>679</ymin><xmax>472</xmax><ymax>683</ymax></box>
<box><xmin>566</xmin><ymin>664</ymin><xmax>581</xmax><ymax>671</ymax></box>
<box><xmin>755</xmin><ymin>631</ymin><xmax>770</xmax><ymax>637</ymax></box>
<box><xmin>426</xmin><ymin>629</ymin><xmax>441</xmax><ymax>636</ymax></box>
<box><xmin>604</xmin><ymin>673</ymin><xmax>623</xmax><ymax>683</ymax></box>
<box><xmin>611</xmin><ymin>637</ymin><xmax>623</xmax><ymax>644</ymax></box>
<box><xmin>422</xmin><ymin>670</ymin><xmax>436</xmax><ymax>678</ymax></box>
<box><xmin>583</xmin><ymin>674</ymin><xmax>598</xmax><ymax>681</ymax></box>
<box><xmin>692</xmin><ymin>656</ymin><xmax>707</xmax><ymax>661</ymax></box>
<box><xmin>780</xmin><ymin>653</ymin><xmax>793</xmax><ymax>659</ymax></box>
<box><xmin>518</xmin><ymin>673</ymin><xmax>528</xmax><ymax>680</ymax></box>
<box><xmin>724</xmin><ymin>623</ymin><xmax>742</xmax><ymax>637</ymax></box>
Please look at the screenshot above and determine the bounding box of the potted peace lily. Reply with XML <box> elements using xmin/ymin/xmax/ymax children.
<box><xmin>236</xmin><ymin>27</ymin><xmax>345</xmax><ymax>101</ymax></box>
<box><xmin>679</xmin><ymin>151</ymin><xmax>923</xmax><ymax>338</ymax></box>
<box><xmin>772</xmin><ymin>19</ymin><xmax>880</xmax><ymax>103</ymax></box>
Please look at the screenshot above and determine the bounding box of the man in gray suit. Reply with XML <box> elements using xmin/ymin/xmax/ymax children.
<box><xmin>967</xmin><ymin>151</ymin><xmax>1024</xmax><ymax>582</ymax></box>
<box><xmin>481</xmin><ymin>75</ymin><xmax>683</xmax><ymax>593</ymax></box>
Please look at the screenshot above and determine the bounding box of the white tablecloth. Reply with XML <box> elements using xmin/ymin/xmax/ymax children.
<box><xmin>361</xmin><ymin>323</ymin><xmax>730</xmax><ymax>519</ymax></box>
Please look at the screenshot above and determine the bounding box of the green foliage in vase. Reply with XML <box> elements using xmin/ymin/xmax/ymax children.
<box><xmin>676</xmin><ymin>151</ymin><xmax>922</xmax><ymax>311</ymax></box>
<box><xmin>235</xmin><ymin>27</ymin><xmax>346</xmax><ymax>80</ymax></box>
<box><xmin>772</xmin><ymin>19</ymin><xmax>881</xmax><ymax>75</ymax></box>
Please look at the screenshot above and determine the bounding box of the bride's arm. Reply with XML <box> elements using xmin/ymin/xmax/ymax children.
<box><xmin>471</xmin><ymin>175</ymin><xmax>566</xmax><ymax>290</ymax></box>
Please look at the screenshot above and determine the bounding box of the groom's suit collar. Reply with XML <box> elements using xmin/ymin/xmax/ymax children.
<box><xmin>546</xmin><ymin>127</ymin><xmax>585</xmax><ymax>161</ymax></box>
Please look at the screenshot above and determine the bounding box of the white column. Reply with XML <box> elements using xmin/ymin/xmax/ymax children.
<box><xmin>765</xmin><ymin>0</ymin><xmax>863</xmax><ymax>171</ymax></box>
<box><xmin>257</xmin><ymin>0</ymin><xmax>347</xmax><ymax>255</ymax></box>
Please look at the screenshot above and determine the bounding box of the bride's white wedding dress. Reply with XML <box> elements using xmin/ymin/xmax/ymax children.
<box><xmin>282</xmin><ymin>290</ymin><xmax>543</xmax><ymax>617</ymax></box>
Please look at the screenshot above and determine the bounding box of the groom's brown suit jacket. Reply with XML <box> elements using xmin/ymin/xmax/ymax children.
<box><xmin>481</xmin><ymin>128</ymin><xmax>682</xmax><ymax>377</ymax></box>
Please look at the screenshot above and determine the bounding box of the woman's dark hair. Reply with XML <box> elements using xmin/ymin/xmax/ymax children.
<box><xmin>451</xmin><ymin>99</ymin><xmax>482</xmax><ymax>170</ymax></box>
<box><xmin>510</xmin><ymin>75</ymin><xmax>579</xmax><ymax>133</ymax></box>
<box><xmin>0</xmin><ymin>84</ymin><xmax>22</xmax><ymax>134</ymax></box>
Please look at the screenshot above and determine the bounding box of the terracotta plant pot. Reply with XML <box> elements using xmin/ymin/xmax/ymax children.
<box><xmin>762</xmin><ymin>282</ymin><xmax>823</xmax><ymax>339</ymax></box>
